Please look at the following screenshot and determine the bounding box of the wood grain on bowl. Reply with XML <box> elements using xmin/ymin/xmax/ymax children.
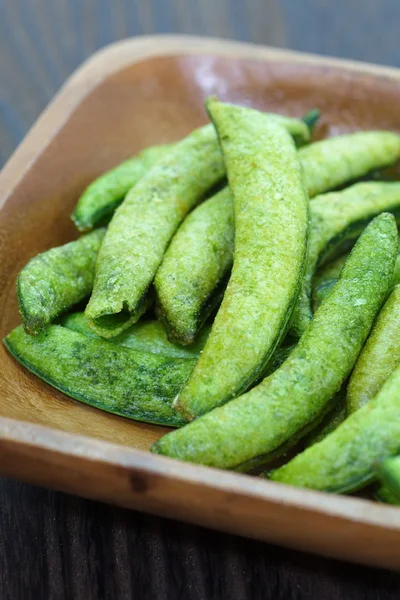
<box><xmin>1</xmin><ymin>35</ymin><xmax>400</xmax><ymax>569</ymax></box>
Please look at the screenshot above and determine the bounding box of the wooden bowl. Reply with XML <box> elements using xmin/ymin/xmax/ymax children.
<box><xmin>1</xmin><ymin>35</ymin><xmax>400</xmax><ymax>570</ymax></box>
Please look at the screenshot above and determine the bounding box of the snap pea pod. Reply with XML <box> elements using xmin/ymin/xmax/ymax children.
<box><xmin>85</xmin><ymin>124</ymin><xmax>226</xmax><ymax>338</ymax></box>
<box><xmin>299</xmin><ymin>130</ymin><xmax>400</xmax><ymax>198</ymax></box>
<box><xmin>3</xmin><ymin>325</ymin><xmax>195</xmax><ymax>427</ymax></box>
<box><xmin>60</xmin><ymin>312</ymin><xmax>210</xmax><ymax>359</ymax></box>
<box><xmin>347</xmin><ymin>285</ymin><xmax>400</xmax><ymax>414</ymax></box>
<box><xmin>18</xmin><ymin>228</ymin><xmax>106</xmax><ymax>336</ymax></box>
<box><xmin>302</xmin><ymin>394</ymin><xmax>347</xmax><ymax>447</ymax></box>
<box><xmin>71</xmin><ymin>145</ymin><xmax>172</xmax><ymax>232</ymax></box>
<box><xmin>290</xmin><ymin>181</ymin><xmax>400</xmax><ymax>337</ymax></box>
<box><xmin>173</xmin><ymin>99</ymin><xmax>309</xmax><ymax>421</ymax></box>
<box><xmin>374</xmin><ymin>485</ymin><xmax>400</xmax><ymax>505</ymax></box>
<box><xmin>270</xmin><ymin>359</ymin><xmax>400</xmax><ymax>494</ymax></box>
<box><xmin>313</xmin><ymin>248</ymin><xmax>400</xmax><ymax>311</ymax></box>
<box><xmin>377</xmin><ymin>456</ymin><xmax>400</xmax><ymax>503</ymax></box>
<box><xmin>155</xmin><ymin>187</ymin><xmax>234</xmax><ymax>345</ymax></box>
<box><xmin>152</xmin><ymin>214</ymin><xmax>397</xmax><ymax>469</ymax></box>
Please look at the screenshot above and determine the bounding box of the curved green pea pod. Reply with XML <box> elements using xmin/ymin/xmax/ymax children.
<box><xmin>270</xmin><ymin>360</ymin><xmax>400</xmax><ymax>493</ymax></box>
<box><xmin>290</xmin><ymin>181</ymin><xmax>400</xmax><ymax>337</ymax></box>
<box><xmin>71</xmin><ymin>145</ymin><xmax>172</xmax><ymax>232</ymax></box>
<box><xmin>152</xmin><ymin>214</ymin><xmax>398</xmax><ymax>470</ymax></box>
<box><xmin>374</xmin><ymin>485</ymin><xmax>400</xmax><ymax>505</ymax></box>
<box><xmin>302</xmin><ymin>394</ymin><xmax>347</xmax><ymax>447</ymax></box>
<box><xmin>173</xmin><ymin>99</ymin><xmax>309</xmax><ymax>421</ymax></box>
<box><xmin>3</xmin><ymin>325</ymin><xmax>194</xmax><ymax>427</ymax></box>
<box><xmin>18</xmin><ymin>228</ymin><xmax>106</xmax><ymax>336</ymax></box>
<box><xmin>85</xmin><ymin>124</ymin><xmax>226</xmax><ymax>339</ymax></box>
<box><xmin>347</xmin><ymin>285</ymin><xmax>400</xmax><ymax>414</ymax></box>
<box><xmin>60</xmin><ymin>312</ymin><xmax>210</xmax><ymax>359</ymax></box>
<box><xmin>299</xmin><ymin>130</ymin><xmax>400</xmax><ymax>198</ymax></box>
<box><xmin>377</xmin><ymin>456</ymin><xmax>400</xmax><ymax>503</ymax></box>
<box><xmin>155</xmin><ymin>187</ymin><xmax>234</xmax><ymax>345</ymax></box>
<box><xmin>313</xmin><ymin>249</ymin><xmax>400</xmax><ymax>311</ymax></box>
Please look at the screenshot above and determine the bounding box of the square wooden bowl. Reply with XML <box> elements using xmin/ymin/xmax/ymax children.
<box><xmin>1</xmin><ymin>35</ymin><xmax>400</xmax><ymax>570</ymax></box>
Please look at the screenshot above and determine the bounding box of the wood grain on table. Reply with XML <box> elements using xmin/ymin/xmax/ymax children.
<box><xmin>1</xmin><ymin>1</ymin><xmax>400</xmax><ymax>598</ymax></box>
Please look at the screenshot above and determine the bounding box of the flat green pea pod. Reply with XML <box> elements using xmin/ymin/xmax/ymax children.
<box><xmin>3</xmin><ymin>325</ymin><xmax>195</xmax><ymax>427</ymax></box>
<box><xmin>173</xmin><ymin>99</ymin><xmax>309</xmax><ymax>421</ymax></box>
<box><xmin>71</xmin><ymin>145</ymin><xmax>172</xmax><ymax>232</ymax></box>
<box><xmin>302</xmin><ymin>394</ymin><xmax>347</xmax><ymax>447</ymax></box>
<box><xmin>299</xmin><ymin>130</ymin><xmax>400</xmax><ymax>198</ymax></box>
<box><xmin>85</xmin><ymin>124</ymin><xmax>228</xmax><ymax>339</ymax></box>
<box><xmin>377</xmin><ymin>457</ymin><xmax>400</xmax><ymax>503</ymax></box>
<box><xmin>374</xmin><ymin>485</ymin><xmax>400</xmax><ymax>505</ymax></box>
<box><xmin>347</xmin><ymin>285</ymin><xmax>400</xmax><ymax>414</ymax></box>
<box><xmin>155</xmin><ymin>187</ymin><xmax>234</xmax><ymax>345</ymax></box>
<box><xmin>152</xmin><ymin>214</ymin><xmax>398</xmax><ymax>470</ymax></box>
<box><xmin>290</xmin><ymin>181</ymin><xmax>400</xmax><ymax>337</ymax></box>
<box><xmin>313</xmin><ymin>248</ymin><xmax>400</xmax><ymax>311</ymax></box>
<box><xmin>60</xmin><ymin>312</ymin><xmax>210</xmax><ymax>359</ymax></box>
<box><xmin>270</xmin><ymin>360</ymin><xmax>400</xmax><ymax>493</ymax></box>
<box><xmin>18</xmin><ymin>228</ymin><xmax>106</xmax><ymax>336</ymax></box>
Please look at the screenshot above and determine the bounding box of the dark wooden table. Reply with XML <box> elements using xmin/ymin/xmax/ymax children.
<box><xmin>1</xmin><ymin>1</ymin><xmax>400</xmax><ymax>598</ymax></box>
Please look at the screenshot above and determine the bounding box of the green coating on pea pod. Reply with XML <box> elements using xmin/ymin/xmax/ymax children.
<box><xmin>71</xmin><ymin>145</ymin><xmax>172</xmax><ymax>232</ymax></box>
<box><xmin>173</xmin><ymin>99</ymin><xmax>309</xmax><ymax>421</ymax></box>
<box><xmin>3</xmin><ymin>325</ymin><xmax>194</xmax><ymax>427</ymax></box>
<box><xmin>17</xmin><ymin>228</ymin><xmax>106</xmax><ymax>336</ymax></box>
<box><xmin>60</xmin><ymin>312</ymin><xmax>210</xmax><ymax>359</ymax></box>
<box><xmin>302</xmin><ymin>394</ymin><xmax>347</xmax><ymax>447</ymax></box>
<box><xmin>374</xmin><ymin>485</ymin><xmax>400</xmax><ymax>505</ymax></box>
<box><xmin>155</xmin><ymin>187</ymin><xmax>234</xmax><ymax>345</ymax></box>
<box><xmin>270</xmin><ymin>358</ymin><xmax>400</xmax><ymax>493</ymax></box>
<box><xmin>153</xmin><ymin>216</ymin><xmax>399</xmax><ymax>470</ymax></box>
<box><xmin>84</xmin><ymin>124</ymin><xmax>227</xmax><ymax>339</ymax></box>
<box><xmin>290</xmin><ymin>181</ymin><xmax>400</xmax><ymax>337</ymax></box>
<box><xmin>299</xmin><ymin>130</ymin><xmax>400</xmax><ymax>198</ymax></box>
<box><xmin>347</xmin><ymin>285</ymin><xmax>400</xmax><ymax>414</ymax></box>
<box><xmin>377</xmin><ymin>456</ymin><xmax>400</xmax><ymax>503</ymax></box>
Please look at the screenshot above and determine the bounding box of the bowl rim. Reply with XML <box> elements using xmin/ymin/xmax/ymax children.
<box><xmin>2</xmin><ymin>34</ymin><xmax>400</xmax><ymax>569</ymax></box>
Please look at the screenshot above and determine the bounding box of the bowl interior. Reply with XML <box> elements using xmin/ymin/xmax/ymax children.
<box><xmin>1</xmin><ymin>53</ymin><xmax>400</xmax><ymax>449</ymax></box>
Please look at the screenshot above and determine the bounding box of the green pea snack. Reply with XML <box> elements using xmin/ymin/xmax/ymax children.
<box><xmin>270</xmin><ymin>360</ymin><xmax>400</xmax><ymax>493</ymax></box>
<box><xmin>152</xmin><ymin>214</ymin><xmax>397</xmax><ymax>469</ymax></box>
<box><xmin>377</xmin><ymin>457</ymin><xmax>400</xmax><ymax>503</ymax></box>
<box><xmin>347</xmin><ymin>285</ymin><xmax>400</xmax><ymax>414</ymax></box>
<box><xmin>71</xmin><ymin>145</ymin><xmax>172</xmax><ymax>232</ymax></box>
<box><xmin>312</xmin><ymin>248</ymin><xmax>400</xmax><ymax>311</ymax></box>
<box><xmin>60</xmin><ymin>312</ymin><xmax>210</xmax><ymax>359</ymax></box>
<box><xmin>173</xmin><ymin>99</ymin><xmax>309</xmax><ymax>421</ymax></box>
<box><xmin>290</xmin><ymin>181</ymin><xmax>400</xmax><ymax>337</ymax></box>
<box><xmin>85</xmin><ymin>124</ymin><xmax>226</xmax><ymax>338</ymax></box>
<box><xmin>18</xmin><ymin>228</ymin><xmax>106</xmax><ymax>335</ymax></box>
<box><xmin>155</xmin><ymin>187</ymin><xmax>234</xmax><ymax>345</ymax></box>
<box><xmin>4</xmin><ymin>325</ymin><xmax>194</xmax><ymax>427</ymax></box>
<box><xmin>299</xmin><ymin>130</ymin><xmax>400</xmax><ymax>198</ymax></box>
<box><xmin>7</xmin><ymin>97</ymin><xmax>400</xmax><ymax>510</ymax></box>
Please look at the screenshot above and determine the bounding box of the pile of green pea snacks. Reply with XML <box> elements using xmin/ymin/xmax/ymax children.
<box><xmin>7</xmin><ymin>98</ymin><xmax>400</xmax><ymax>505</ymax></box>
